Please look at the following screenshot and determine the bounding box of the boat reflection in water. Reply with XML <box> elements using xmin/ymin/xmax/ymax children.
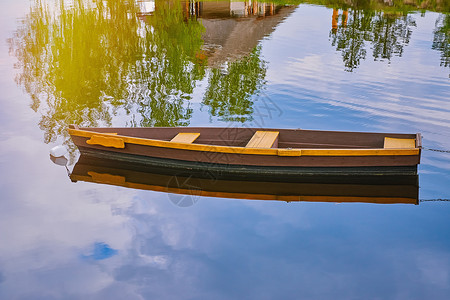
<box><xmin>70</xmin><ymin>155</ymin><xmax>419</xmax><ymax>205</ymax></box>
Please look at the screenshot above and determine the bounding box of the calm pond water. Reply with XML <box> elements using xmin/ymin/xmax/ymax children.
<box><xmin>1</xmin><ymin>0</ymin><xmax>450</xmax><ymax>299</ymax></box>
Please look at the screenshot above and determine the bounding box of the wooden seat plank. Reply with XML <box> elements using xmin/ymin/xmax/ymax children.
<box><xmin>384</xmin><ymin>137</ymin><xmax>415</xmax><ymax>149</ymax></box>
<box><xmin>246</xmin><ymin>131</ymin><xmax>279</xmax><ymax>148</ymax></box>
<box><xmin>171</xmin><ymin>133</ymin><xmax>200</xmax><ymax>144</ymax></box>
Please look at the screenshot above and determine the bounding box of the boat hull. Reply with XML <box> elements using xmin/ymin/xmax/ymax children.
<box><xmin>70</xmin><ymin>126</ymin><xmax>421</xmax><ymax>178</ymax></box>
<box><xmin>77</xmin><ymin>147</ymin><xmax>418</xmax><ymax>181</ymax></box>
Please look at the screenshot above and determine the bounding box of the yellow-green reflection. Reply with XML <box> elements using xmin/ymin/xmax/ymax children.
<box><xmin>12</xmin><ymin>0</ymin><xmax>143</xmax><ymax>144</ymax></box>
<box><xmin>10</xmin><ymin>0</ymin><xmax>207</xmax><ymax>150</ymax></box>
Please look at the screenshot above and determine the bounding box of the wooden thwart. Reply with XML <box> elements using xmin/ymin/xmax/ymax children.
<box><xmin>86</xmin><ymin>135</ymin><xmax>125</xmax><ymax>149</ymax></box>
<box><xmin>384</xmin><ymin>137</ymin><xmax>416</xmax><ymax>149</ymax></box>
<box><xmin>246</xmin><ymin>131</ymin><xmax>279</xmax><ymax>148</ymax></box>
<box><xmin>171</xmin><ymin>133</ymin><xmax>200</xmax><ymax>144</ymax></box>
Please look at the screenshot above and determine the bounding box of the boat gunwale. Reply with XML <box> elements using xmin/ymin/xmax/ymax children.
<box><xmin>69</xmin><ymin>128</ymin><xmax>421</xmax><ymax>157</ymax></box>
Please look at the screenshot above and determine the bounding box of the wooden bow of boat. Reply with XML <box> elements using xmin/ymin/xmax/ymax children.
<box><xmin>69</xmin><ymin>125</ymin><xmax>421</xmax><ymax>177</ymax></box>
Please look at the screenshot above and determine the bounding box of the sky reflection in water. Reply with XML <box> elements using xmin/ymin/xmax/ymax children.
<box><xmin>1</xmin><ymin>0</ymin><xmax>450</xmax><ymax>299</ymax></box>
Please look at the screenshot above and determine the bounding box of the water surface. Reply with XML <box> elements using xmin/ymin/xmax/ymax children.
<box><xmin>1</xmin><ymin>0</ymin><xmax>450</xmax><ymax>299</ymax></box>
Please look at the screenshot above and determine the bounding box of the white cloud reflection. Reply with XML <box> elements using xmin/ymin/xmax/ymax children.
<box><xmin>0</xmin><ymin>135</ymin><xmax>132</xmax><ymax>298</ymax></box>
<box><xmin>1</xmin><ymin>134</ymin><xmax>450</xmax><ymax>299</ymax></box>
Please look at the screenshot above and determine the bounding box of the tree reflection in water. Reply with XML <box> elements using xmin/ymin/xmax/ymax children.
<box><xmin>330</xmin><ymin>5</ymin><xmax>416</xmax><ymax>71</ymax></box>
<box><xmin>202</xmin><ymin>46</ymin><xmax>266</xmax><ymax>123</ymax></box>
<box><xmin>330</xmin><ymin>8</ymin><xmax>373</xmax><ymax>71</ymax></box>
<box><xmin>9</xmin><ymin>0</ymin><xmax>205</xmax><ymax>151</ymax></box>
<box><xmin>432</xmin><ymin>14</ymin><xmax>450</xmax><ymax>70</ymax></box>
<box><xmin>371</xmin><ymin>13</ymin><xmax>415</xmax><ymax>61</ymax></box>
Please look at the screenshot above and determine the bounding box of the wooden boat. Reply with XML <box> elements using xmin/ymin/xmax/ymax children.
<box><xmin>70</xmin><ymin>155</ymin><xmax>419</xmax><ymax>205</ymax></box>
<box><xmin>69</xmin><ymin>125</ymin><xmax>421</xmax><ymax>179</ymax></box>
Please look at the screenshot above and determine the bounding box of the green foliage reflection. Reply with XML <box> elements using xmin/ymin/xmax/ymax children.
<box><xmin>10</xmin><ymin>0</ymin><xmax>205</xmax><ymax>148</ymax></box>
<box><xmin>330</xmin><ymin>8</ymin><xmax>416</xmax><ymax>71</ymax></box>
<box><xmin>269</xmin><ymin>0</ymin><xmax>449</xmax><ymax>13</ymax></box>
<box><xmin>202</xmin><ymin>47</ymin><xmax>266</xmax><ymax>123</ymax></box>
<box><xmin>432</xmin><ymin>14</ymin><xmax>450</xmax><ymax>69</ymax></box>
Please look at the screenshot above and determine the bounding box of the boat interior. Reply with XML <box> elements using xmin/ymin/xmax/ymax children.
<box><xmin>75</xmin><ymin>126</ymin><xmax>420</xmax><ymax>149</ymax></box>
